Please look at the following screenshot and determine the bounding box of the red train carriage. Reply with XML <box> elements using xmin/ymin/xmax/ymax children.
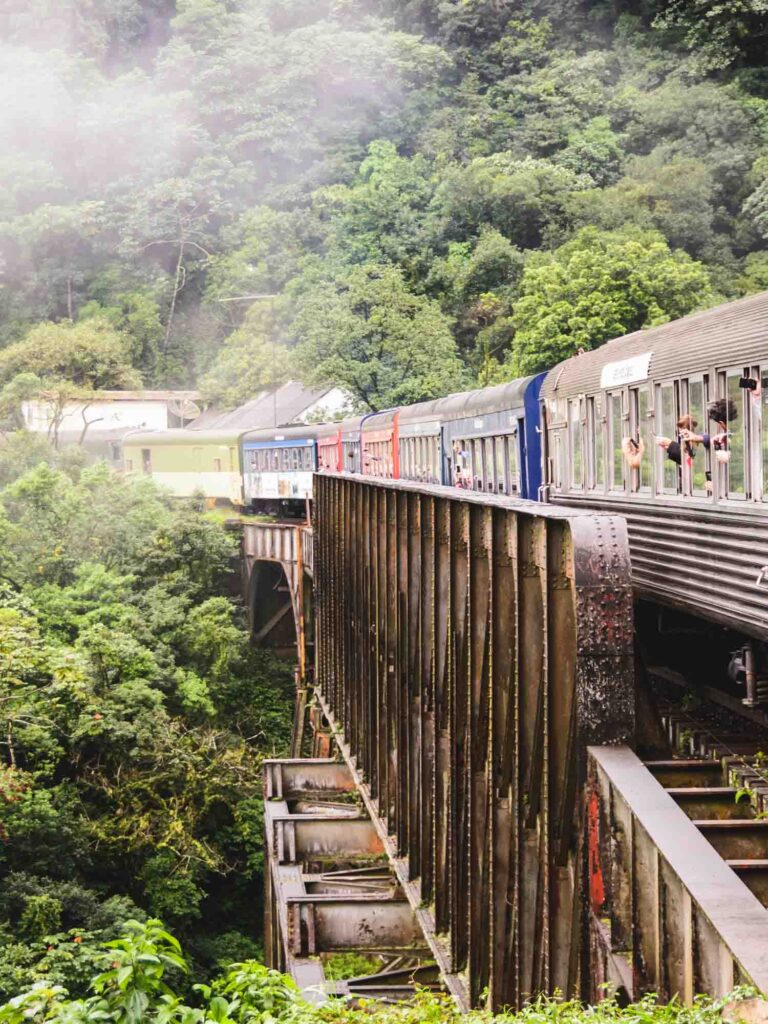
<box><xmin>361</xmin><ymin>411</ymin><xmax>400</xmax><ymax>479</ymax></box>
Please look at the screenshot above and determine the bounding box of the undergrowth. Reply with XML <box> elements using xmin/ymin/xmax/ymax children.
<box><xmin>0</xmin><ymin>919</ymin><xmax>756</xmax><ymax>1024</ymax></box>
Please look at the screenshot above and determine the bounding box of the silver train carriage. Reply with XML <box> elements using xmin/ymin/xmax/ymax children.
<box><xmin>541</xmin><ymin>290</ymin><xmax>768</xmax><ymax>664</ymax></box>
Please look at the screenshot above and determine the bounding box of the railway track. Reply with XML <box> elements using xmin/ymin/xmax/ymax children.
<box><xmin>649</xmin><ymin>668</ymin><xmax>768</xmax><ymax>908</ymax></box>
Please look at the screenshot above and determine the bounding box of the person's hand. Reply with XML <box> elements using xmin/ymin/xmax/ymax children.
<box><xmin>657</xmin><ymin>436</ymin><xmax>672</xmax><ymax>449</ymax></box>
<box><xmin>712</xmin><ymin>432</ymin><xmax>728</xmax><ymax>445</ymax></box>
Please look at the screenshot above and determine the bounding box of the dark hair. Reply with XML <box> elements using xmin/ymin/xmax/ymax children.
<box><xmin>708</xmin><ymin>398</ymin><xmax>738</xmax><ymax>423</ymax></box>
<box><xmin>677</xmin><ymin>414</ymin><xmax>697</xmax><ymax>430</ymax></box>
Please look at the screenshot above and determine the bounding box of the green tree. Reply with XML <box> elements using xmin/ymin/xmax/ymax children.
<box><xmin>507</xmin><ymin>227</ymin><xmax>713</xmax><ymax>374</ymax></box>
<box><xmin>292</xmin><ymin>263</ymin><xmax>468</xmax><ymax>410</ymax></box>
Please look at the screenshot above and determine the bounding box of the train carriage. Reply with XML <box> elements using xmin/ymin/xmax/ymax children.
<box><xmin>241</xmin><ymin>425</ymin><xmax>318</xmax><ymax>515</ymax></box>
<box><xmin>122</xmin><ymin>429</ymin><xmax>243</xmax><ymax>505</ymax></box>
<box><xmin>397</xmin><ymin>402</ymin><xmax>442</xmax><ymax>484</ymax></box>
<box><xmin>316</xmin><ymin>418</ymin><xmax>364</xmax><ymax>474</ymax></box>
<box><xmin>436</xmin><ymin>377</ymin><xmax>545</xmax><ymax>499</ymax></box>
<box><xmin>541</xmin><ymin>290</ymin><xmax>768</xmax><ymax>647</ymax></box>
<box><xmin>360</xmin><ymin>411</ymin><xmax>400</xmax><ymax>478</ymax></box>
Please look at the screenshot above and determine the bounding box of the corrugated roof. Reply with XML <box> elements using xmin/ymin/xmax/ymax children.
<box><xmin>89</xmin><ymin>390</ymin><xmax>200</xmax><ymax>401</ymax></box>
<box><xmin>191</xmin><ymin>382</ymin><xmax>335</xmax><ymax>430</ymax></box>
<box><xmin>541</xmin><ymin>290</ymin><xmax>768</xmax><ymax>400</ymax></box>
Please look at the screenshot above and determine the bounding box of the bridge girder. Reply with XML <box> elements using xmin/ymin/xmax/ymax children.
<box><xmin>311</xmin><ymin>475</ymin><xmax>635</xmax><ymax>1010</ymax></box>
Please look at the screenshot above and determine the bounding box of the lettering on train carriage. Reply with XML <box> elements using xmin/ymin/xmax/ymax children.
<box><xmin>599</xmin><ymin>352</ymin><xmax>652</xmax><ymax>389</ymax></box>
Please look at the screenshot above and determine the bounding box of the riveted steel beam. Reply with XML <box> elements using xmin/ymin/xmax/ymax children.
<box><xmin>312</xmin><ymin>474</ymin><xmax>635</xmax><ymax>1010</ymax></box>
<box><xmin>588</xmin><ymin>745</ymin><xmax>768</xmax><ymax>1003</ymax></box>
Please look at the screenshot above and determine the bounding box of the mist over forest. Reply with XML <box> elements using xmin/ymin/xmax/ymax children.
<box><xmin>0</xmin><ymin>0</ymin><xmax>766</xmax><ymax>412</ymax></box>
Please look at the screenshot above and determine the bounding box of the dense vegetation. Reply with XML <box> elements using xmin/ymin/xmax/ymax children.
<box><xmin>0</xmin><ymin>446</ymin><xmax>293</xmax><ymax>997</ymax></box>
<box><xmin>0</xmin><ymin>917</ymin><xmax>756</xmax><ymax>1024</ymax></box>
<box><xmin>0</xmin><ymin>1</ymin><xmax>767</xmax><ymax>411</ymax></box>
<box><xmin>1</xmin><ymin>0</ymin><xmax>768</xmax><ymax>1008</ymax></box>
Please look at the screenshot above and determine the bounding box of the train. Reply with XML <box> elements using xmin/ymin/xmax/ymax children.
<box><xmin>124</xmin><ymin>289</ymin><xmax>768</xmax><ymax>677</ymax></box>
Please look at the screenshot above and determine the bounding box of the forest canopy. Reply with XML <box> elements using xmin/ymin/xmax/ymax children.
<box><xmin>0</xmin><ymin>0</ymin><xmax>766</xmax><ymax>409</ymax></box>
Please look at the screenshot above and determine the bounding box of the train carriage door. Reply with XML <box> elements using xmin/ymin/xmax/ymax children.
<box><xmin>141</xmin><ymin>448</ymin><xmax>152</xmax><ymax>474</ymax></box>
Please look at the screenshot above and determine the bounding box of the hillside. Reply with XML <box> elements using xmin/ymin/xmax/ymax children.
<box><xmin>0</xmin><ymin>1</ymin><xmax>766</xmax><ymax>411</ymax></box>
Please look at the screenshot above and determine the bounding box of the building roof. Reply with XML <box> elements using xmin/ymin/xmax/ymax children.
<box><xmin>68</xmin><ymin>390</ymin><xmax>201</xmax><ymax>402</ymax></box>
<box><xmin>191</xmin><ymin>382</ymin><xmax>339</xmax><ymax>430</ymax></box>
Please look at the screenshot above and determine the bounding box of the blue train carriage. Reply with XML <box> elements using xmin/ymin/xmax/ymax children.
<box><xmin>539</xmin><ymin>289</ymin><xmax>768</xmax><ymax>647</ymax></box>
<box><xmin>397</xmin><ymin>376</ymin><xmax>544</xmax><ymax>498</ymax></box>
<box><xmin>123</xmin><ymin>428</ymin><xmax>244</xmax><ymax>506</ymax></box>
<box><xmin>241</xmin><ymin>425</ymin><xmax>319</xmax><ymax>516</ymax></box>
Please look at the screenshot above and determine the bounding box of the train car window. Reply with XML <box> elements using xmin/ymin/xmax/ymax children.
<box><xmin>726</xmin><ymin>370</ymin><xmax>747</xmax><ymax>498</ymax></box>
<box><xmin>507</xmin><ymin>435</ymin><xmax>519</xmax><ymax>493</ymax></box>
<box><xmin>609</xmin><ymin>393</ymin><xmax>623</xmax><ymax>491</ymax></box>
<box><xmin>471</xmin><ymin>438</ymin><xmax>482</xmax><ymax>489</ymax></box>
<box><xmin>761</xmin><ymin>370</ymin><xmax>768</xmax><ymax>501</ymax></box>
<box><xmin>656</xmin><ymin>383</ymin><xmax>678</xmax><ymax>494</ymax></box>
<box><xmin>687</xmin><ymin>377</ymin><xmax>709</xmax><ymax>495</ymax></box>
<box><xmin>213</xmin><ymin>458</ymin><xmax>222</xmax><ymax>473</ymax></box>
<box><xmin>591</xmin><ymin>396</ymin><xmax>605</xmax><ymax>490</ymax></box>
<box><xmin>569</xmin><ymin>399</ymin><xmax>583</xmax><ymax>489</ymax></box>
<box><xmin>634</xmin><ymin>387</ymin><xmax>652</xmax><ymax>492</ymax></box>
<box><xmin>484</xmin><ymin>438</ymin><xmax>495</xmax><ymax>491</ymax></box>
<box><xmin>495</xmin><ymin>437</ymin><xmax>506</xmax><ymax>493</ymax></box>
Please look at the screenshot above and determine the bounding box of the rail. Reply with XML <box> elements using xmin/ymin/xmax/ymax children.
<box><xmin>588</xmin><ymin>745</ymin><xmax>768</xmax><ymax>1001</ymax></box>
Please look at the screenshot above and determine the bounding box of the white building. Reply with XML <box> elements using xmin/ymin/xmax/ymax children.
<box><xmin>22</xmin><ymin>391</ymin><xmax>202</xmax><ymax>437</ymax></box>
<box><xmin>21</xmin><ymin>391</ymin><xmax>202</xmax><ymax>465</ymax></box>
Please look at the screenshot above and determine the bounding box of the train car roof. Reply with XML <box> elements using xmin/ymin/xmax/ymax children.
<box><xmin>123</xmin><ymin>429</ymin><xmax>243</xmax><ymax>446</ymax></box>
<box><xmin>541</xmin><ymin>290</ymin><xmax>768</xmax><ymax>401</ymax></box>
<box><xmin>313</xmin><ymin>417</ymin><xmax>364</xmax><ymax>440</ymax></box>
<box><xmin>391</xmin><ymin>377</ymin><xmax>534</xmax><ymax>430</ymax></box>
<box><xmin>241</xmin><ymin>423</ymin><xmax>322</xmax><ymax>444</ymax></box>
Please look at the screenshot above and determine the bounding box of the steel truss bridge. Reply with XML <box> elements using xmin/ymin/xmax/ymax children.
<box><xmin>244</xmin><ymin>475</ymin><xmax>768</xmax><ymax>1010</ymax></box>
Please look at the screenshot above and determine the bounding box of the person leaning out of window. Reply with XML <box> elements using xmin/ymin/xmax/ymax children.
<box><xmin>657</xmin><ymin>401</ymin><xmax>733</xmax><ymax>492</ymax></box>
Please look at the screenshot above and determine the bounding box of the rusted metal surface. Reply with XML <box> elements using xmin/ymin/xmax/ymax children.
<box><xmin>263</xmin><ymin>758</ymin><xmax>438</xmax><ymax>1003</ymax></box>
<box><xmin>312</xmin><ymin>473</ymin><xmax>635</xmax><ymax>1009</ymax></box>
<box><xmin>588</xmin><ymin>745</ymin><xmax>768</xmax><ymax>1002</ymax></box>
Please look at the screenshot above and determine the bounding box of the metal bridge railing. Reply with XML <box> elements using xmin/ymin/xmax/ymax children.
<box><xmin>588</xmin><ymin>745</ymin><xmax>768</xmax><ymax>1002</ymax></box>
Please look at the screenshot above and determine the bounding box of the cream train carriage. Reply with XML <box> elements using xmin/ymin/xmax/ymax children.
<box><xmin>122</xmin><ymin>429</ymin><xmax>243</xmax><ymax>505</ymax></box>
